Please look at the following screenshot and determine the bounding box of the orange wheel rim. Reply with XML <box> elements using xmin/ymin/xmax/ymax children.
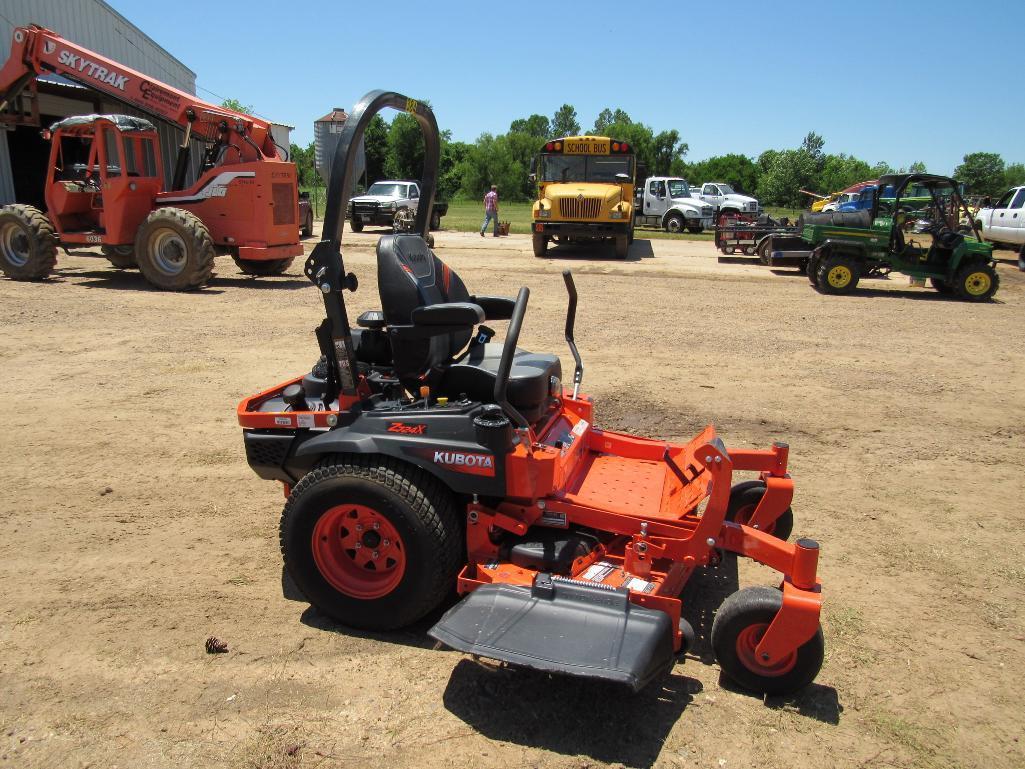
<box><xmin>312</xmin><ymin>504</ymin><xmax>405</xmax><ymax>599</ymax></box>
<box><xmin>735</xmin><ymin>623</ymin><xmax>797</xmax><ymax>677</ymax></box>
<box><xmin>733</xmin><ymin>504</ymin><xmax>775</xmax><ymax>535</ymax></box>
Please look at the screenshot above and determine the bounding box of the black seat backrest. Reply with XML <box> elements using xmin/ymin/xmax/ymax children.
<box><xmin>377</xmin><ymin>234</ymin><xmax>473</xmax><ymax>382</ymax></box>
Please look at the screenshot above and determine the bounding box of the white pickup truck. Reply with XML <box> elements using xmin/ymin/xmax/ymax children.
<box><xmin>347</xmin><ymin>180</ymin><xmax>447</xmax><ymax>232</ymax></box>
<box><xmin>691</xmin><ymin>182</ymin><xmax>761</xmax><ymax>217</ymax></box>
<box><xmin>975</xmin><ymin>186</ymin><xmax>1025</xmax><ymax>263</ymax></box>
<box><xmin>634</xmin><ymin>177</ymin><xmax>715</xmax><ymax>233</ymax></box>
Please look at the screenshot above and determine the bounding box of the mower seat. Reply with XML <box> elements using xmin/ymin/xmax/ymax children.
<box><xmin>377</xmin><ymin>234</ymin><xmax>561</xmax><ymax>422</ymax></box>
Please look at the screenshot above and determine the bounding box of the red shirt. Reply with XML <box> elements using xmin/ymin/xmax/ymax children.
<box><xmin>484</xmin><ymin>190</ymin><xmax>498</xmax><ymax>212</ymax></box>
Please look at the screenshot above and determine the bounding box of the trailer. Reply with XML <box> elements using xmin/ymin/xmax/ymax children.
<box><xmin>714</xmin><ymin>214</ymin><xmax>800</xmax><ymax>261</ymax></box>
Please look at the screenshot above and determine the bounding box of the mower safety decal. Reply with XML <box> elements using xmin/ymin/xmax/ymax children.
<box><xmin>623</xmin><ymin>576</ymin><xmax>657</xmax><ymax>594</ymax></box>
<box><xmin>274</xmin><ymin>416</ymin><xmax>293</xmax><ymax>427</ymax></box>
<box><xmin>581</xmin><ymin>561</ymin><xmax>617</xmax><ymax>583</ymax></box>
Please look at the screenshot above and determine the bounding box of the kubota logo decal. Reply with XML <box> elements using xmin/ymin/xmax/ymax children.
<box><xmin>387</xmin><ymin>422</ymin><xmax>427</xmax><ymax>435</ymax></box>
<box><xmin>432</xmin><ymin>450</ymin><xmax>495</xmax><ymax>476</ymax></box>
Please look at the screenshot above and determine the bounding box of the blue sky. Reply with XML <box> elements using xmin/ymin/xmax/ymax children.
<box><xmin>113</xmin><ymin>0</ymin><xmax>1023</xmax><ymax>174</ymax></box>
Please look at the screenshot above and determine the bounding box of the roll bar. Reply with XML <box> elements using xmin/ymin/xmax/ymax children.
<box><xmin>562</xmin><ymin>270</ymin><xmax>584</xmax><ymax>399</ymax></box>
<box><xmin>305</xmin><ymin>91</ymin><xmax>440</xmax><ymax>403</ymax></box>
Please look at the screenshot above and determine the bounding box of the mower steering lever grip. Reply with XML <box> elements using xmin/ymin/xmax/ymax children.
<box><xmin>494</xmin><ymin>287</ymin><xmax>530</xmax><ymax>430</ymax></box>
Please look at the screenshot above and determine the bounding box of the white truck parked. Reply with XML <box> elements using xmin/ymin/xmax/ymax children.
<box><xmin>975</xmin><ymin>186</ymin><xmax>1025</xmax><ymax>266</ymax></box>
<box><xmin>691</xmin><ymin>182</ymin><xmax>761</xmax><ymax>217</ymax></box>
<box><xmin>634</xmin><ymin>177</ymin><xmax>715</xmax><ymax>233</ymax></box>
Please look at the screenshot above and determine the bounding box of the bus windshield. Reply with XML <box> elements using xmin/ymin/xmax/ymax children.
<box><xmin>540</xmin><ymin>154</ymin><xmax>634</xmax><ymax>183</ymax></box>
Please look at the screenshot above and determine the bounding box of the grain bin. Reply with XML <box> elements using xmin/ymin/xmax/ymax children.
<box><xmin>314</xmin><ymin>107</ymin><xmax>366</xmax><ymax>185</ymax></box>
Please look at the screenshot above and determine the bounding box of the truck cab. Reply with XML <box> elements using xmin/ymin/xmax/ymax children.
<box><xmin>694</xmin><ymin>182</ymin><xmax>761</xmax><ymax>216</ymax></box>
<box><xmin>975</xmin><ymin>186</ymin><xmax>1025</xmax><ymax>251</ymax></box>
<box><xmin>635</xmin><ymin>177</ymin><xmax>714</xmax><ymax>233</ymax></box>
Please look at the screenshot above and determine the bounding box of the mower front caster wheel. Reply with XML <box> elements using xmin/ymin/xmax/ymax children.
<box><xmin>726</xmin><ymin>480</ymin><xmax>794</xmax><ymax>540</ymax></box>
<box><xmin>280</xmin><ymin>456</ymin><xmax>462</xmax><ymax>630</ymax></box>
<box><xmin>711</xmin><ymin>586</ymin><xmax>824</xmax><ymax>696</ymax></box>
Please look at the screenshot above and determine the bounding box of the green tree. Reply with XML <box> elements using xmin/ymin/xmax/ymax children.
<box><xmin>801</xmin><ymin>131</ymin><xmax>825</xmax><ymax>160</ymax></box>
<box><xmin>591</xmin><ymin>108</ymin><xmax>632</xmax><ymax>135</ymax></box>
<box><xmin>289</xmin><ymin>141</ymin><xmax>317</xmax><ymax>186</ymax></box>
<box><xmin>953</xmin><ymin>152</ymin><xmax>1005</xmax><ymax>196</ymax></box>
<box><xmin>756</xmin><ymin>149</ymin><xmax>819</xmax><ymax>207</ymax></box>
<box><xmin>906</xmin><ymin>161</ymin><xmax>927</xmax><ymax>174</ymax></box>
<box><xmin>551</xmin><ymin>104</ymin><xmax>580</xmax><ymax>138</ymax></box>
<box><xmin>384</xmin><ymin>112</ymin><xmax>425</xmax><ymax>180</ymax></box>
<box><xmin>363</xmin><ymin>114</ymin><xmax>389</xmax><ymax>185</ymax></box>
<box><xmin>221</xmin><ymin>97</ymin><xmax>254</xmax><ymax>115</ymax></box>
<box><xmin>1004</xmin><ymin>162</ymin><xmax>1025</xmax><ymax>190</ymax></box>
<box><xmin>681</xmin><ymin>154</ymin><xmax>759</xmax><ymax>193</ymax></box>
<box><xmin>817</xmin><ymin>154</ymin><xmax>873</xmax><ymax>195</ymax></box>
<box><xmin>509</xmin><ymin>114</ymin><xmax>550</xmax><ymax>138</ymax></box>
<box><xmin>457</xmin><ymin>132</ymin><xmax>524</xmax><ymax>201</ymax></box>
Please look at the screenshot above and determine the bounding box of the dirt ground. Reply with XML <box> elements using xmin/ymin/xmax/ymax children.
<box><xmin>2</xmin><ymin>227</ymin><xmax>1024</xmax><ymax>769</ymax></box>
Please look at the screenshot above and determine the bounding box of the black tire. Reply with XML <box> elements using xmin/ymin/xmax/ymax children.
<box><xmin>627</xmin><ymin>223</ymin><xmax>635</xmax><ymax>244</ymax></box>
<box><xmin>102</xmin><ymin>244</ymin><xmax>137</xmax><ymax>269</ymax></box>
<box><xmin>930</xmin><ymin>276</ymin><xmax>954</xmax><ymax>294</ymax></box>
<box><xmin>757</xmin><ymin>237</ymin><xmax>772</xmax><ymax>265</ymax></box>
<box><xmin>724</xmin><ymin>246</ymin><xmax>736</xmax><ymax>255</ymax></box>
<box><xmin>135</xmin><ymin>208</ymin><xmax>214</xmax><ymax>290</ymax></box>
<box><xmin>280</xmin><ymin>455</ymin><xmax>462</xmax><ymax>630</ymax></box>
<box><xmin>687</xmin><ymin>225</ymin><xmax>704</xmax><ymax>234</ymax></box>
<box><xmin>726</xmin><ymin>480</ymin><xmax>794</xmax><ymax>541</ymax></box>
<box><xmin>430</xmin><ymin>211</ymin><xmax>441</xmax><ymax>231</ymax></box>
<box><xmin>232</xmin><ymin>256</ymin><xmax>295</xmax><ymax>276</ymax></box>
<box><xmin>532</xmin><ymin>232</ymin><xmax>548</xmax><ymax>258</ymax></box>
<box><xmin>953</xmin><ymin>261</ymin><xmax>999</xmax><ymax>302</ymax></box>
<box><xmin>807</xmin><ymin>249</ymin><xmax>823</xmax><ymax>287</ymax></box>
<box><xmin>664</xmin><ymin>212</ymin><xmax>685</xmax><ymax>234</ymax></box>
<box><xmin>0</xmin><ymin>204</ymin><xmax>58</xmax><ymax>280</ymax></box>
<box><xmin>349</xmin><ymin>216</ymin><xmax>364</xmax><ymax>233</ymax></box>
<box><xmin>743</xmin><ymin>245</ymin><xmax>757</xmax><ymax>256</ymax></box>
<box><xmin>815</xmin><ymin>252</ymin><xmax>860</xmax><ymax>295</ymax></box>
<box><xmin>614</xmin><ymin>234</ymin><xmax>629</xmax><ymax>258</ymax></box>
<box><xmin>711</xmin><ymin>586</ymin><xmax>824</xmax><ymax>696</ymax></box>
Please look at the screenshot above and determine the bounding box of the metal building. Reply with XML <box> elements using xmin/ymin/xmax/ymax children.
<box><xmin>1</xmin><ymin>0</ymin><xmax>214</xmax><ymax>206</ymax></box>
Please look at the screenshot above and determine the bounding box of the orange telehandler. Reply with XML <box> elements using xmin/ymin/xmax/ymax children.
<box><xmin>0</xmin><ymin>24</ymin><xmax>302</xmax><ymax>289</ymax></box>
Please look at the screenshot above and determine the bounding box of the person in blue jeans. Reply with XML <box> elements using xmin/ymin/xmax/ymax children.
<box><xmin>480</xmin><ymin>185</ymin><xmax>499</xmax><ymax>237</ymax></box>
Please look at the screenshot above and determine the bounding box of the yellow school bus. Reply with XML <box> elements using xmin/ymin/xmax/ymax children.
<box><xmin>531</xmin><ymin>136</ymin><xmax>635</xmax><ymax>258</ymax></box>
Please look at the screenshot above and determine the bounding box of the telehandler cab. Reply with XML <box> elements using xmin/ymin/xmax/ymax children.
<box><xmin>237</xmin><ymin>91</ymin><xmax>826</xmax><ymax>694</ymax></box>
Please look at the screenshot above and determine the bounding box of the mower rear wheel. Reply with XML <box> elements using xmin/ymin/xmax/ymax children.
<box><xmin>280</xmin><ymin>456</ymin><xmax>462</xmax><ymax>630</ymax></box>
<box><xmin>232</xmin><ymin>256</ymin><xmax>295</xmax><ymax>276</ymax></box>
<box><xmin>816</xmin><ymin>253</ymin><xmax>860</xmax><ymax>295</ymax></box>
<box><xmin>0</xmin><ymin>204</ymin><xmax>58</xmax><ymax>280</ymax></box>
<box><xmin>135</xmin><ymin>208</ymin><xmax>214</xmax><ymax>290</ymax></box>
<box><xmin>726</xmin><ymin>480</ymin><xmax>794</xmax><ymax>540</ymax></box>
<box><xmin>953</xmin><ymin>262</ymin><xmax>999</xmax><ymax>302</ymax></box>
<box><xmin>102</xmin><ymin>245</ymin><xmax>137</xmax><ymax>269</ymax></box>
<box><xmin>712</xmin><ymin>586</ymin><xmax>824</xmax><ymax>696</ymax></box>
<box><xmin>532</xmin><ymin>232</ymin><xmax>548</xmax><ymax>258</ymax></box>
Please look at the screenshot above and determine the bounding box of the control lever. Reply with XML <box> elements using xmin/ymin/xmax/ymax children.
<box><xmin>562</xmin><ymin>270</ymin><xmax>584</xmax><ymax>398</ymax></box>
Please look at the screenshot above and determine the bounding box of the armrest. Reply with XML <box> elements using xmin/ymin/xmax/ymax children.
<box><xmin>471</xmin><ymin>295</ymin><xmax>516</xmax><ymax>321</ymax></box>
<box><xmin>410</xmin><ymin>302</ymin><xmax>484</xmax><ymax>326</ymax></box>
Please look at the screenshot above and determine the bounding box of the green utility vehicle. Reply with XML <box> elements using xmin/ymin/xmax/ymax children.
<box><xmin>782</xmin><ymin>174</ymin><xmax>999</xmax><ymax>301</ymax></box>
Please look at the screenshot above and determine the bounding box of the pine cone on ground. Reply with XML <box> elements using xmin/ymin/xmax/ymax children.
<box><xmin>205</xmin><ymin>636</ymin><xmax>228</xmax><ymax>654</ymax></box>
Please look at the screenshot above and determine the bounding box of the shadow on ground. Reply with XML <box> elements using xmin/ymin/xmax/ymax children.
<box><xmin>53</xmin><ymin>266</ymin><xmax>310</xmax><ymax>292</ymax></box>
<box><xmin>442</xmin><ymin>660</ymin><xmax>698</xmax><ymax>768</ymax></box>
<box><xmin>545</xmin><ymin>238</ymin><xmax>654</xmax><ymax>262</ymax></box>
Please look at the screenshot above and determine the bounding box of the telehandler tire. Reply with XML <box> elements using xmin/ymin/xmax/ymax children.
<box><xmin>0</xmin><ymin>204</ymin><xmax>58</xmax><ymax>280</ymax></box>
<box><xmin>712</xmin><ymin>586</ymin><xmax>824</xmax><ymax>696</ymax></box>
<box><xmin>532</xmin><ymin>232</ymin><xmax>548</xmax><ymax>258</ymax></box>
<box><xmin>280</xmin><ymin>456</ymin><xmax>462</xmax><ymax>630</ymax></box>
<box><xmin>135</xmin><ymin>208</ymin><xmax>214</xmax><ymax>290</ymax></box>
<box><xmin>102</xmin><ymin>245</ymin><xmax>137</xmax><ymax>269</ymax></box>
<box><xmin>953</xmin><ymin>262</ymin><xmax>999</xmax><ymax>302</ymax></box>
<box><xmin>232</xmin><ymin>256</ymin><xmax>295</xmax><ymax>276</ymax></box>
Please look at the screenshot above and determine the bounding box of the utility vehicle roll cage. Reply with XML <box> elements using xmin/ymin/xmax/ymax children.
<box><xmin>873</xmin><ymin>173</ymin><xmax>983</xmax><ymax>241</ymax></box>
